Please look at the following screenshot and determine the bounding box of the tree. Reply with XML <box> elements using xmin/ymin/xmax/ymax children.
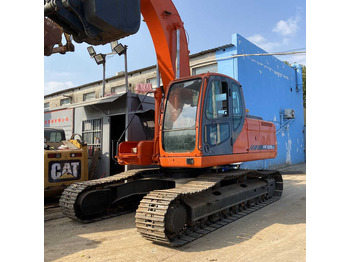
<box><xmin>301</xmin><ymin>64</ymin><xmax>306</xmax><ymax>108</ymax></box>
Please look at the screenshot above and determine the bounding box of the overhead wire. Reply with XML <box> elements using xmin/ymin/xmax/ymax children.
<box><xmin>191</xmin><ymin>50</ymin><xmax>306</xmax><ymax>68</ymax></box>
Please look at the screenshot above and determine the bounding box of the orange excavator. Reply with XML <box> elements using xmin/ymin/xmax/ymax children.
<box><xmin>44</xmin><ymin>0</ymin><xmax>283</xmax><ymax>246</ymax></box>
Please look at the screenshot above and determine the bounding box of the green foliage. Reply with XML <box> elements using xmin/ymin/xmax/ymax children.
<box><xmin>301</xmin><ymin>65</ymin><xmax>306</xmax><ymax>108</ymax></box>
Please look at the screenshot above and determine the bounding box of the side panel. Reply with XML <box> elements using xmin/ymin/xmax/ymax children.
<box><xmin>159</xmin><ymin>150</ymin><xmax>277</xmax><ymax>168</ymax></box>
<box><xmin>247</xmin><ymin>118</ymin><xmax>261</xmax><ymax>150</ymax></box>
<box><xmin>160</xmin><ymin>117</ymin><xmax>277</xmax><ymax>168</ymax></box>
<box><xmin>247</xmin><ymin>119</ymin><xmax>277</xmax><ymax>156</ymax></box>
<box><xmin>232</xmin><ymin>120</ymin><xmax>249</xmax><ymax>153</ymax></box>
<box><xmin>44</xmin><ymin>145</ymin><xmax>89</xmax><ymax>197</ymax></box>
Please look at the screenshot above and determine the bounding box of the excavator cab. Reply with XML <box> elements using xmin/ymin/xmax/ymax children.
<box><xmin>44</xmin><ymin>0</ymin><xmax>141</xmax><ymax>45</ymax></box>
<box><xmin>159</xmin><ymin>73</ymin><xmax>247</xmax><ymax>168</ymax></box>
<box><xmin>118</xmin><ymin>72</ymin><xmax>276</xmax><ymax>169</ymax></box>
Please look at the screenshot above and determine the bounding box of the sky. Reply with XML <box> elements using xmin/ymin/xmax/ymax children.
<box><xmin>44</xmin><ymin>0</ymin><xmax>306</xmax><ymax>95</ymax></box>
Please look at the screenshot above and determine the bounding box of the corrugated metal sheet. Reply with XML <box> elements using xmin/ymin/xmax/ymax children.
<box><xmin>66</xmin><ymin>93</ymin><xmax>125</xmax><ymax>109</ymax></box>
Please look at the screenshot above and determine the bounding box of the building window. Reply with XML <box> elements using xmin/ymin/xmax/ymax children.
<box><xmin>44</xmin><ymin>102</ymin><xmax>49</xmax><ymax>109</ymax></box>
<box><xmin>111</xmin><ymin>85</ymin><xmax>126</xmax><ymax>94</ymax></box>
<box><xmin>83</xmin><ymin>92</ymin><xmax>95</xmax><ymax>101</ymax></box>
<box><xmin>60</xmin><ymin>98</ymin><xmax>71</xmax><ymax>106</ymax></box>
<box><xmin>192</xmin><ymin>63</ymin><xmax>218</xmax><ymax>75</ymax></box>
<box><xmin>82</xmin><ymin>119</ymin><xmax>102</xmax><ymax>157</ymax></box>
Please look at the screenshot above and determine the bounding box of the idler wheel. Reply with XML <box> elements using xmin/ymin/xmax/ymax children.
<box><xmin>165</xmin><ymin>202</ymin><xmax>187</xmax><ymax>234</ymax></box>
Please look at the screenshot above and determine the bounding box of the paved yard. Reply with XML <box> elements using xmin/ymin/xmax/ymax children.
<box><xmin>44</xmin><ymin>166</ymin><xmax>306</xmax><ymax>262</ymax></box>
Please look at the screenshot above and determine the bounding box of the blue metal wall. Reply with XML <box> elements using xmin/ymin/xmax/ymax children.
<box><xmin>216</xmin><ymin>33</ymin><xmax>305</xmax><ymax>169</ymax></box>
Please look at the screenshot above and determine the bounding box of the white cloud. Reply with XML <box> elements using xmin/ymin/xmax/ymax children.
<box><xmin>247</xmin><ymin>34</ymin><xmax>266</xmax><ymax>44</ymax></box>
<box><xmin>273</xmin><ymin>17</ymin><xmax>299</xmax><ymax>36</ymax></box>
<box><xmin>246</xmin><ymin>34</ymin><xmax>306</xmax><ymax>65</ymax></box>
<box><xmin>247</xmin><ymin>34</ymin><xmax>281</xmax><ymax>52</ymax></box>
<box><xmin>285</xmin><ymin>54</ymin><xmax>306</xmax><ymax>66</ymax></box>
<box><xmin>44</xmin><ymin>81</ymin><xmax>74</xmax><ymax>95</ymax></box>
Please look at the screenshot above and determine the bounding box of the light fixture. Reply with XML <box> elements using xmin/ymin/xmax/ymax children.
<box><xmin>86</xmin><ymin>47</ymin><xmax>107</xmax><ymax>98</ymax></box>
<box><xmin>87</xmin><ymin>46</ymin><xmax>96</xmax><ymax>57</ymax></box>
<box><xmin>110</xmin><ymin>40</ymin><xmax>119</xmax><ymax>53</ymax></box>
<box><xmin>94</xmin><ymin>53</ymin><xmax>105</xmax><ymax>65</ymax></box>
<box><xmin>113</xmin><ymin>43</ymin><xmax>126</xmax><ymax>56</ymax></box>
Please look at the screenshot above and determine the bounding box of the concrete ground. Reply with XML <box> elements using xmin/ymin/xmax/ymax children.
<box><xmin>44</xmin><ymin>163</ymin><xmax>306</xmax><ymax>262</ymax></box>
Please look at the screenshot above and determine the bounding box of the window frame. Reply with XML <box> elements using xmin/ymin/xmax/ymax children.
<box><xmin>192</xmin><ymin>63</ymin><xmax>218</xmax><ymax>76</ymax></box>
<box><xmin>60</xmin><ymin>97</ymin><xmax>71</xmax><ymax>106</ymax></box>
<box><xmin>231</xmin><ymin>82</ymin><xmax>245</xmax><ymax>131</ymax></box>
<box><xmin>111</xmin><ymin>85</ymin><xmax>126</xmax><ymax>94</ymax></box>
<box><xmin>205</xmin><ymin>79</ymin><xmax>229</xmax><ymax>120</ymax></box>
<box><xmin>162</xmin><ymin>78</ymin><xmax>202</xmax><ymax>153</ymax></box>
<box><xmin>82</xmin><ymin>118</ymin><xmax>102</xmax><ymax>158</ymax></box>
<box><xmin>83</xmin><ymin>91</ymin><xmax>96</xmax><ymax>101</ymax></box>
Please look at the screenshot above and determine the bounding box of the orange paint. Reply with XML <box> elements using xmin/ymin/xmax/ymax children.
<box><xmin>141</xmin><ymin>0</ymin><xmax>190</xmax><ymax>89</ymax></box>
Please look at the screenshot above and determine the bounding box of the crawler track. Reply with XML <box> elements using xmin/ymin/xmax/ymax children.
<box><xmin>136</xmin><ymin>170</ymin><xmax>283</xmax><ymax>246</ymax></box>
<box><xmin>59</xmin><ymin>168</ymin><xmax>162</xmax><ymax>223</ymax></box>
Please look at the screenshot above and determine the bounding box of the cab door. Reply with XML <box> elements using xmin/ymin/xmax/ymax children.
<box><xmin>202</xmin><ymin>76</ymin><xmax>232</xmax><ymax>156</ymax></box>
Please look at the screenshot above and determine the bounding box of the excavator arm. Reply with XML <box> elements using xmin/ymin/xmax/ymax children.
<box><xmin>44</xmin><ymin>0</ymin><xmax>190</xmax><ymax>88</ymax></box>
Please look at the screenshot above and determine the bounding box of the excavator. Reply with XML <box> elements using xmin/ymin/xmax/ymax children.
<box><xmin>44</xmin><ymin>0</ymin><xmax>283</xmax><ymax>246</ymax></box>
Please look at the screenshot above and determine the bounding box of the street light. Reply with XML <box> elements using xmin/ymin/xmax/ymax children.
<box><xmin>87</xmin><ymin>46</ymin><xmax>96</xmax><ymax>57</ymax></box>
<box><xmin>113</xmin><ymin>43</ymin><xmax>127</xmax><ymax>56</ymax></box>
<box><xmin>113</xmin><ymin>42</ymin><xmax>129</xmax><ymax>171</ymax></box>
<box><xmin>87</xmin><ymin>46</ymin><xmax>106</xmax><ymax>97</ymax></box>
<box><xmin>94</xmin><ymin>53</ymin><xmax>106</xmax><ymax>65</ymax></box>
<box><xmin>110</xmin><ymin>40</ymin><xmax>119</xmax><ymax>53</ymax></box>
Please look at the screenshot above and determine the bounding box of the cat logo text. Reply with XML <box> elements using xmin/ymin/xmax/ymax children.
<box><xmin>48</xmin><ymin>160</ymin><xmax>81</xmax><ymax>183</ymax></box>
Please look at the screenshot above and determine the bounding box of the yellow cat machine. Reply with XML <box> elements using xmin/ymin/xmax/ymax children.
<box><xmin>44</xmin><ymin>128</ymin><xmax>89</xmax><ymax>198</ymax></box>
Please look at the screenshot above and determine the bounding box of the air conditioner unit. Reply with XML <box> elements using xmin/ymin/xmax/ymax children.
<box><xmin>284</xmin><ymin>109</ymin><xmax>295</xmax><ymax>119</ymax></box>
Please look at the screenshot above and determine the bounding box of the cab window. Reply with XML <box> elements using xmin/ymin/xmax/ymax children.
<box><xmin>205</xmin><ymin>80</ymin><xmax>229</xmax><ymax>119</ymax></box>
<box><xmin>44</xmin><ymin>129</ymin><xmax>64</xmax><ymax>143</ymax></box>
<box><xmin>231</xmin><ymin>83</ymin><xmax>243</xmax><ymax>130</ymax></box>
